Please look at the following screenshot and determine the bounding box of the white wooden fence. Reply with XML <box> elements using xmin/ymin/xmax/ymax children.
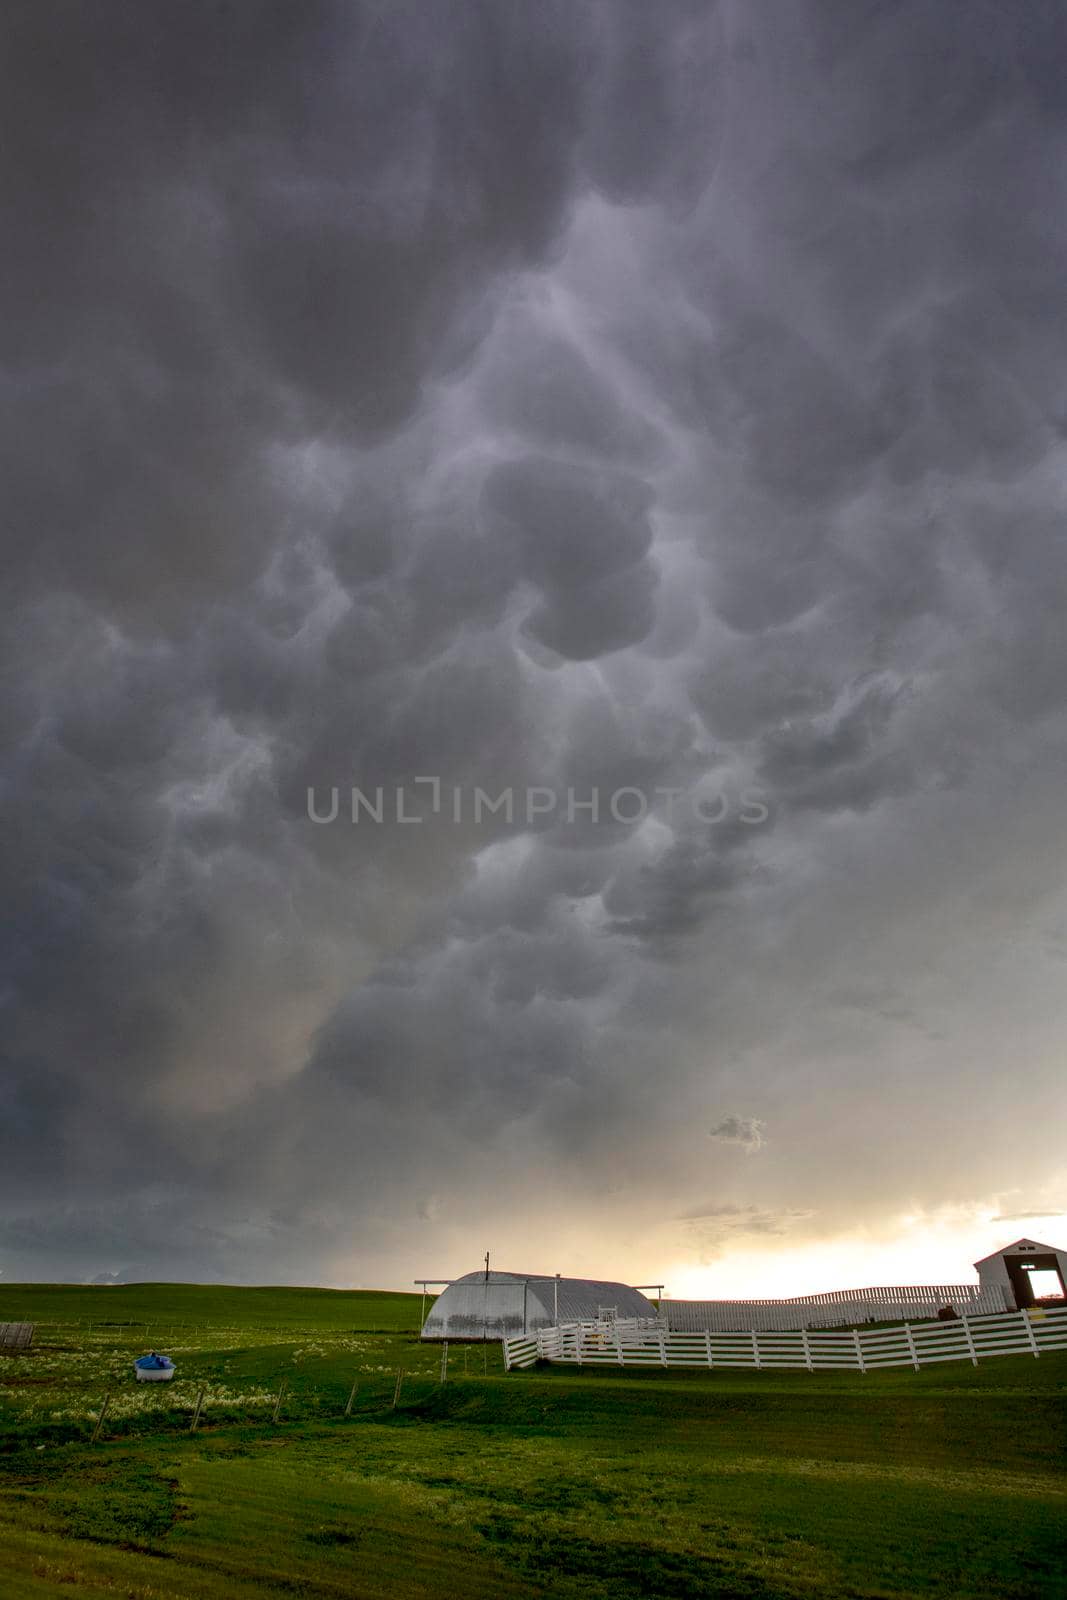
<box><xmin>664</xmin><ymin>1284</ymin><xmax>1006</xmax><ymax>1332</ymax></box>
<box><xmin>503</xmin><ymin>1306</ymin><xmax>1067</xmax><ymax>1373</ymax></box>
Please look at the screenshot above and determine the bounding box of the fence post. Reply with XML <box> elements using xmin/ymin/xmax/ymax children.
<box><xmin>392</xmin><ymin>1369</ymin><xmax>404</xmax><ymax>1408</ymax></box>
<box><xmin>90</xmin><ymin>1392</ymin><xmax>111</xmax><ymax>1444</ymax></box>
<box><xmin>659</xmin><ymin>1326</ymin><xmax>668</xmax><ymax>1367</ymax></box>
<box><xmin>751</xmin><ymin>1330</ymin><xmax>761</xmax><ymax>1370</ymax></box>
<box><xmin>853</xmin><ymin>1329</ymin><xmax>865</xmax><ymax>1373</ymax></box>
<box><xmin>961</xmin><ymin>1314</ymin><xmax>978</xmax><ymax>1367</ymax></box>
<box><xmin>801</xmin><ymin>1328</ymin><xmax>812</xmax><ymax>1373</ymax></box>
<box><xmin>189</xmin><ymin>1388</ymin><xmax>204</xmax><ymax>1432</ymax></box>
<box><xmin>440</xmin><ymin>1341</ymin><xmax>449</xmax><ymax>1383</ymax></box>
<box><xmin>344</xmin><ymin>1379</ymin><xmax>358</xmax><ymax>1416</ymax></box>
<box><xmin>904</xmin><ymin>1322</ymin><xmax>919</xmax><ymax>1371</ymax></box>
<box><xmin>272</xmin><ymin>1379</ymin><xmax>287</xmax><ymax>1424</ymax></box>
<box><xmin>1021</xmin><ymin>1310</ymin><xmax>1040</xmax><ymax>1359</ymax></box>
<box><xmin>704</xmin><ymin>1328</ymin><xmax>713</xmax><ymax>1369</ymax></box>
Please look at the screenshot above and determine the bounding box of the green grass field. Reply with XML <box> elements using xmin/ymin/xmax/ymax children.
<box><xmin>2</xmin><ymin>1284</ymin><xmax>1064</xmax><ymax>1598</ymax></box>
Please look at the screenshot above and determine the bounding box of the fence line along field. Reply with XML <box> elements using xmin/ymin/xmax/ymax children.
<box><xmin>1</xmin><ymin>1283</ymin><xmax>1065</xmax><ymax>1599</ymax></box>
<box><xmin>504</xmin><ymin>1306</ymin><xmax>1067</xmax><ymax>1372</ymax></box>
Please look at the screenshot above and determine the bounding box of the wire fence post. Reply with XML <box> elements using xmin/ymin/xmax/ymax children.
<box><xmin>344</xmin><ymin>1378</ymin><xmax>359</xmax><ymax>1416</ymax></box>
<box><xmin>90</xmin><ymin>1392</ymin><xmax>111</xmax><ymax>1444</ymax></box>
<box><xmin>189</xmin><ymin>1387</ymin><xmax>204</xmax><ymax>1432</ymax></box>
<box><xmin>272</xmin><ymin>1378</ymin><xmax>287</xmax><ymax>1424</ymax></box>
<box><xmin>392</xmin><ymin>1369</ymin><xmax>404</xmax><ymax>1408</ymax></box>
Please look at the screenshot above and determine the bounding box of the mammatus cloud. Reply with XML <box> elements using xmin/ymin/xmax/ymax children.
<box><xmin>709</xmin><ymin>1118</ymin><xmax>767</xmax><ymax>1155</ymax></box>
<box><xmin>2</xmin><ymin>2</ymin><xmax>1066</xmax><ymax>1288</ymax></box>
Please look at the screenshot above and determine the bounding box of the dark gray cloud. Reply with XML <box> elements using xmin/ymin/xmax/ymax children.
<box><xmin>708</xmin><ymin>1117</ymin><xmax>767</xmax><ymax>1155</ymax></box>
<box><xmin>3</xmin><ymin>1</ymin><xmax>1066</xmax><ymax>1288</ymax></box>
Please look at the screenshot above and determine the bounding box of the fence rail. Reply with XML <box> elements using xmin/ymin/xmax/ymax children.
<box><xmin>503</xmin><ymin>1307</ymin><xmax>1067</xmax><ymax>1373</ymax></box>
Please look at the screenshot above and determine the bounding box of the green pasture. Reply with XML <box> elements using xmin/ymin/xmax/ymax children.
<box><xmin>1</xmin><ymin>1283</ymin><xmax>1064</xmax><ymax>1598</ymax></box>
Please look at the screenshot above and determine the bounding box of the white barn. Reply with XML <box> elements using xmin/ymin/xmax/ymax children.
<box><xmin>974</xmin><ymin>1238</ymin><xmax>1067</xmax><ymax>1310</ymax></box>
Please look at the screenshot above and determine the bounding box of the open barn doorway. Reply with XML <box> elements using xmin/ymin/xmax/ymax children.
<box><xmin>1006</xmin><ymin>1253</ymin><xmax>1066</xmax><ymax>1308</ymax></box>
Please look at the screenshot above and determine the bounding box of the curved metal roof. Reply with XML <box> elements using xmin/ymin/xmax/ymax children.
<box><xmin>421</xmin><ymin>1271</ymin><xmax>657</xmax><ymax>1340</ymax></box>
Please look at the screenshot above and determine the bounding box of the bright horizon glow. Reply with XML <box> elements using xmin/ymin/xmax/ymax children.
<box><xmin>657</xmin><ymin>1211</ymin><xmax>1067</xmax><ymax>1302</ymax></box>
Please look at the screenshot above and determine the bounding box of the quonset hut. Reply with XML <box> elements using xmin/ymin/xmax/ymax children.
<box><xmin>420</xmin><ymin>1271</ymin><xmax>658</xmax><ymax>1341</ymax></box>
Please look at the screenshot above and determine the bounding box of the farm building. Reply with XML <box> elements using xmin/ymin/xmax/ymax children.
<box><xmin>975</xmin><ymin>1238</ymin><xmax>1067</xmax><ymax>1310</ymax></box>
<box><xmin>420</xmin><ymin>1271</ymin><xmax>658</xmax><ymax>1341</ymax></box>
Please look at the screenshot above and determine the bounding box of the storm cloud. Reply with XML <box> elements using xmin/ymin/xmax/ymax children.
<box><xmin>2</xmin><ymin>1</ymin><xmax>1066</xmax><ymax>1291</ymax></box>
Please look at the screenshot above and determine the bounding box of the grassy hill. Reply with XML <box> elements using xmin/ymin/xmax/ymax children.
<box><xmin>0</xmin><ymin>1280</ymin><xmax>424</xmax><ymax>1334</ymax></box>
<box><xmin>1</xmin><ymin>1283</ymin><xmax>1064</xmax><ymax>1598</ymax></box>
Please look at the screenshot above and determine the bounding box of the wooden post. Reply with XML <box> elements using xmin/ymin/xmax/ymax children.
<box><xmin>903</xmin><ymin>1321</ymin><xmax>919</xmax><ymax>1371</ymax></box>
<box><xmin>440</xmin><ymin>1341</ymin><xmax>449</xmax><ymax>1383</ymax></box>
<box><xmin>392</xmin><ymin>1369</ymin><xmax>404</xmax><ymax>1409</ymax></box>
<box><xmin>463</xmin><ymin>1347</ymin><xmax>469</xmax><ymax>1376</ymax></box>
<box><xmin>1021</xmin><ymin>1309</ymin><xmax>1040</xmax><ymax>1359</ymax></box>
<box><xmin>751</xmin><ymin>1330</ymin><xmax>761</xmax><ymax>1370</ymax></box>
<box><xmin>800</xmin><ymin>1328</ymin><xmax>812</xmax><ymax>1373</ymax></box>
<box><xmin>961</xmin><ymin>1314</ymin><xmax>978</xmax><ymax>1367</ymax></box>
<box><xmin>482</xmin><ymin>1343</ymin><xmax>487</xmax><ymax>1376</ymax></box>
<box><xmin>189</xmin><ymin>1388</ymin><xmax>204</xmax><ymax>1432</ymax></box>
<box><xmin>853</xmin><ymin>1329</ymin><xmax>865</xmax><ymax>1373</ymax></box>
<box><xmin>344</xmin><ymin>1378</ymin><xmax>359</xmax><ymax>1417</ymax></box>
<box><xmin>90</xmin><ymin>1392</ymin><xmax>111</xmax><ymax>1444</ymax></box>
<box><xmin>272</xmin><ymin>1379</ymin><xmax>287</xmax><ymax>1424</ymax></box>
<box><xmin>705</xmin><ymin>1328</ymin><xmax>713</xmax><ymax>1369</ymax></box>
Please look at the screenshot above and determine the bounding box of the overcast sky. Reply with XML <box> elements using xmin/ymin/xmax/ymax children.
<box><xmin>2</xmin><ymin>1</ymin><xmax>1066</xmax><ymax>1296</ymax></box>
